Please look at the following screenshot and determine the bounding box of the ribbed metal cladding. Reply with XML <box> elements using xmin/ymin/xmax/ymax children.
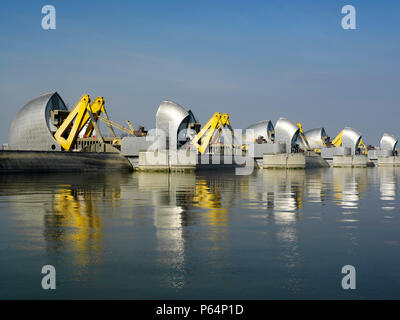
<box><xmin>8</xmin><ymin>92</ymin><xmax>68</xmax><ymax>151</ymax></box>
<box><xmin>245</xmin><ymin>120</ymin><xmax>274</xmax><ymax>142</ymax></box>
<box><xmin>155</xmin><ymin>100</ymin><xmax>191</xmax><ymax>150</ymax></box>
<box><xmin>341</xmin><ymin>127</ymin><xmax>362</xmax><ymax>154</ymax></box>
<box><xmin>275</xmin><ymin>117</ymin><xmax>300</xmax><ymax>152</ymax></box>
<box><xmin>303</xmin><ymin>128</ymin><xmax>327</xmax><ymax>149</ymax></box>
<box><xmin>380</xmin><ymin>133</ymin><xmax>398</xmax><ymax>153</ymax></box>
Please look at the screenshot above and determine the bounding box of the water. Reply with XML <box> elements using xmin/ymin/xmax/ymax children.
<box><xmin>0</xmin><ymin>168</ymin><xmax>399</xmax><ymax>299</ymax></box>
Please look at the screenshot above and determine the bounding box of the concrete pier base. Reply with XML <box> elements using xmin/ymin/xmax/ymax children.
<box><xmin>333</xmin><ymin>155</ymin><xmax>368</xmax><ymax>168</ymax></box>
<box><xmin>0</xmin><ymin>150</ymin><xmax>133</xmax><ymax>173</ymax></box>
<box><xmin>377</xmin><ymin>156</ymin><xmax>400</xmax><ymax>167</ymax></box>
<box><xmin>137</xmin><ymin>150</ymin><xmax>252</xmax><ymax>172</ymax></box>
<box><xmin>137</xmin><ymin>150</ymin><xmax>197</xmax><ymax>172</ymax></box>
<box><xmin>263</xmin><ymin>153</ymin><xmax>306</xmax><ymax>169</ymax></box>
<box><xmin>305</xmin><ymin>153</ymin><xmax>330</xmax><ymax>168</ymax></box>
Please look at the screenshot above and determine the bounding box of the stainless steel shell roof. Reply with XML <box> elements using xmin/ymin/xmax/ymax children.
<box><xmin>8</xmin><ymin>92</ymin><xmax>67</xmax><ymax>151</ymax></box>
<box><xmin>245</xmin><ymin>120</ymin><xmax>274</xmax><ymax>142</ymax></box>
<box><xmin>380</xmin><ymin>133</ymin><xmax>398</xmax><ymax>152</ymax></box>
<box><xmin>156</xmin><ymin>100</ymin><xmax>194</xmax><ymax>150</ymax></box>
<box><xmin>340</xmin><ymin>127</ymin><xmax>362</xmax><ymax>154</ymax></box>
<box><xmin>303</xmin><ymin>128</ymin><xmax>327</xmax><ymax>149</ymax></box>
<box><xmin>275</xmin><ymin>118</ymin><xmax>300</xmax><ymax>151</ymax></box>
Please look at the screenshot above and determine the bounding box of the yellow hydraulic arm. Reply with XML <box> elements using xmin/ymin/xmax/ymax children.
<box><xmin>54</xmin><ymin>94</ymin><xmax>140</xmax><ymax>151</ymax></box>
<box><xmin>54</xmin><ymin>95</ymin><xmax>114</xmax><ymax>151</ymax></box>
<box><xmin>331</xmin><ymin>130</ymin><xmax>343</xmax><ymax>147</ymax></box>
<box><xmin>295</xmin><ymin>122</ymin><xmax>311</xmax><ymax>150</ymax></box>
<box><xmin>81</xmin><ymin>97</ymin><xmax>114</xmax><ymax>138</ymax></box>
<box><xmin>297</xmin><ymin>123</ymin><xmax>304</xmax><ymax>134</ymax></box>
<box><xmin>54</xmin><ymin>94</ymin><xmax>93</xmax><ymax>151</ymax></box>
<box><xmin>358</xmin><ymin>138</ymin><xmax>368</xmax><ymax>155</ymax></box>
<box><xmin>191</xmin><ymin>112</ymin><xmax>233</xmax><ymax>154</ymax></box>
<box><xmin>97</xmin><ymin>116</ymin><xmax>135</xmax><ymax>136</ymax></box>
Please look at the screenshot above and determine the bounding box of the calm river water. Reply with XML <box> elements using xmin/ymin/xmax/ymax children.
<box><xmin>0</xmin><ymin>168</ymin><xmax>399</xmax><ymax>299</ymax></box>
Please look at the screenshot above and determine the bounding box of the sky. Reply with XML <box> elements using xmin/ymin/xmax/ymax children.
<box><xmin>0</xmin><ymin>0</ymin><xmax>399</xmax><ymax>145</ymax></box>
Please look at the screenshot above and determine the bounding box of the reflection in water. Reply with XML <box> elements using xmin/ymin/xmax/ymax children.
<box><xmin>332</xmin><ymin>168</ymin><xmax>368</xmax><ymax>215</ymax></box>
<box><xmin>50</xmin><ymin>188</ymin><xmax>102</xmax><ymax>270</ymax></box>
<box><xmin>1</xmin><ymin>167</ymin><xmax>399</xmax><ymax>298</ymax></box>
<box><xmin>134</xmin><ymin>173</ymin><xmax>232</xmax><ymax>289</ymax></box>
<box><xmin>136</xmin><ymin>173</ymin><xmax>193</xmax><ymax>289</ymax></box>
<box><xmin>379</xmin><ymin>167</ymin><xmax>399</xmax><ymax>213</ymax></box>
<box><xmin>305</xmin><ymin>170</ymin><xmax>328</xmax><ymax>204</ymax></box>
<box><xmin>1</xmin><ymin>174</ymin><xmax>127</xmax><ymax>281</ymax></box>
<box><xmin>331</xmin><ymin>168</ymin><xmax>369</xmax><ymax>250</ymax></box>
<box><xmin>247</xmin><ymin>170</ymin><xmax>305</xmax><ymax>223</ymax></box>
<box><xmin>246</xmin><ymin>170</ymin><xmax>307</xmax><ymax>293</ymax></box>
<box><xmin>193</xmin><ymin>180</ymin><xmax>228</xmax><ymax>227</ymax></box>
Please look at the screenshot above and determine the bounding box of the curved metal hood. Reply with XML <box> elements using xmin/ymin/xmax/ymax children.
<box><xmin>245</xmin><ymin>120</ymin><xmax>275</xmax><ymax>143</ymax></box>
<box><xmin>275</xmin><ymin>118</ymin><xmax>300</xmax><ymax>151</ymax></box>
<box><xmin>380</xmin><ymin>133</ymin><xmax>398</xmax><ymax>153</ymax></box>
<box><xmin>303</xmin><ymin>128</ymin><xmax>328</xmax><ymax>149</ymax></box>
<box><xmin>342</xmin><ymin>127</ymin><xmax>362</xmax><ymax>153</ymax></box>
<box><xmin>8</xmin><ymin>92</ymin><xmax>67</xmax><ymax>151</ymax></box>
<box><xmin>155</xmin><ymin>100</ymin><xmax>197</xmax><ymax>150</ymax></box>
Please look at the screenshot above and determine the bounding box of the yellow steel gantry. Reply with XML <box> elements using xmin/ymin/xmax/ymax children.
<box><xmin>191</xmin><ymin>112</ymin><xmax>234</xmax><ymax>154</ymax></box>
<box><xmin>54</xmin><ymin>94</ymin><xmax>136</xmax><ymax>151</ymax></box>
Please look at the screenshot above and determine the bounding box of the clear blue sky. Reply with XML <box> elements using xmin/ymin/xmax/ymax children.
<box><xmin>0</xmin><ymin>0</ymin><xmax>399</xmax><ymax>145</ymax></box>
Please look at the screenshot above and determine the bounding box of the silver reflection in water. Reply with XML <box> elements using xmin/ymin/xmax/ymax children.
<box><xmin>332</xmin><ymin>168</ymin><xmax>367</xmax><ymax>211</ymax></box>
<box><xmin>379</xmin><ymin>167</ymin><xmax>397</xmax><ymax>212</ymax></box>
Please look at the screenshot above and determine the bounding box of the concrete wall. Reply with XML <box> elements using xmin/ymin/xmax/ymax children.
<box><xmin>377</xmin><ymin>156</ymin><xmax>400</xmax><ymax>167</ymax></box>
<box><xmin>138</xmin><ymin>150</ymin><xmax>197</xmax><ymax>172</ymax></box>
<box><xmin>263</xmin><ymin>153</ymin><xmax>306</xmax><ymax>169</ymax></box>
<box><xmin>0</xmin><ymin>151</ymin><xmax>133</xmax><ymax>173</ymax></box>
<box><xmin>253</xmin><ymin>143</ymin><xmax>286</xmax><ymax>158</ymax></box>
<box><xmin>333</xmin><ymin>155</ymin><xmax>368</xmax><ymax>168</ymax></box>
<box><xmin>121</xmin><ymin>136</ymin><xmax>154</xmax><ymax>156</ymax></box>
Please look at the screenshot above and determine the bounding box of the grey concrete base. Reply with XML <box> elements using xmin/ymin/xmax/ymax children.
<box><xmin>137</xmin><ymin>150</ymin><xmax>252</xmax><ymax>172</ymax></box>
<box><xmin>253</xmin><ymin>143</ymin><xmax>286</xmax><ymax>158</ymax></box>
<box><xmin>321</xmin><ymin>147</ymin><xmax>351</xmax><ymax>160</ymax></box>
<box><xmin>368</xmin><ymin>149</ymin><xmax>393</xmax><ymax>160</ymax></box>
<box><xmin>333</xmin><ymin>155</ymin><xmax>368</xmax><ymax>168</ymax></box>
<box><xmin>263</xmin><ymin>153</ymin><xmax>306</xmax><ymax>169</ymax></box>
<box><xmin>121</xmin><ymin>136</ymin><xmax>154</xmax><ymax>156</ymax></box>
<box><xmin>377</xmin><ymin>156</ymin><xmax>400</xmax><ymax>167</ymax></box>
<box><xmin>137</xmin><ymin>150</ymin><xmax>197</xmax><ymax>172</ymax></box>
<box><xmin>305</xmin><ymin>154</ymin><xmax>331</xmax><ymax>168</ymax></box>
<box><xmin>0</xmin><ymin>150</ymin><xmax>133</xmax><ymax>173</ymax></box>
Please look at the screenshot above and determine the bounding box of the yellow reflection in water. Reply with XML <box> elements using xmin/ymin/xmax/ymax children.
<box><xmin>52</xmin><ymin>187</ymin><xmax>103</xmax><ymax>267</ymax></box>
<box><xmin>3</xmin><ymin>174</ymin><xmax>128</xmax><ymax>275</ymax></box>
<box><xmin>193</xmin><ymin>180</ymin><xmax>228</xmax><ymax>227</ymax></box>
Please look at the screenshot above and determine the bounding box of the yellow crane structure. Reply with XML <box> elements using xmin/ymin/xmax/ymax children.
<box><xmin>54</xmin><ymin>94</ymin><xmax>94</xmax><ymax>150</ymax></box>
<box><xmin>97</xmin><ymin>116</ymin><xmax>135</xmax><ymax>136</ymax></box>
<box><xmin>53</xmin><ymin>94</ymin><xmax>139</xmax><ymax>151</ymax></box>
<box><xmin>293</xmin><ymin>122</ymin><xmax>312</xmax><ymax>151</ymax></box>
<box><xmin>330</xmin><ymin>130</ymin><xmax>343</xmax><ymax>147</ymax></box>
<box><xmin>191</xmin><ymin>112</ymin><xmax>235</xmax><ymax>154</ymax></box>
